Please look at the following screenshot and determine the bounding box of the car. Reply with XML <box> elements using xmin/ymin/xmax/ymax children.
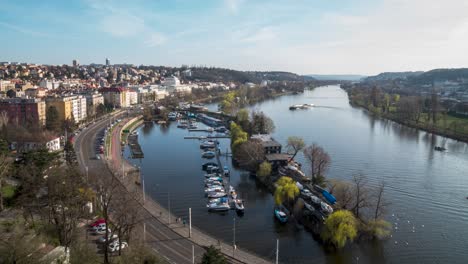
<box><xmin>96</xmin><ymin>155</ymin><xmax>101</xmax><ymax>160</ymax></box>
<box><xmin>94</xmin><ymin>227</ymin><xmax>111</xmax><ymax>235</ymax></box>
<box><xmin>89</xmin><ymin>218</ymin><xmax>105</xmax><ymax>227</ymax></box>
<box><xmin>91</xmin><ymin>223</ymin><xmax>106</xmax><ymax>231</ymax></box>
<box><xmin>97</xmin><ymin>233</ymin><xmax>118</xmax><ymax>243</ymax></box>
<box><xmin>109</xmin><ymin>241</ymin><xmax>128</xmax><ymax>252</ymax></box>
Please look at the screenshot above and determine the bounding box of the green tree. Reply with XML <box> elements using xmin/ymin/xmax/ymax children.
<box><xmin>274</xmin><ymin>176</ymin><xmax>299</xmax><ymax>205</ymax></box>
<box><xmin>96</xmin><ymin>103</ymin><xmax>106</xmax><ymax>117</ymax></box>
<box><xmin>364</xmin><ymin>219</ymin><xmax>392</xmax><ymax>239</ymax></box>
<box><xmin>46</xmin><ymin>106</ymin><xmax>60</xmax><ymax>132</ymax></box>
<box><xmin>321</xmin><ymin>210</ymin><xmax>358</xmax><ymax>249</ymax></box>
<box><xmin>201</xmin><ymin>246</ymin><xmax>227</xmax><ymax>264</ymax></box>
<box><xmin>257</xmin><ymin>161</ymin><xmax>271</xmax><ymax>178</ymax></box>
<box><xmin>286</xmin><ymin>136</ymin><xmax>305</xmax><ymax>160</ymax></box>
<box><xmin>250</xmin><ymin>111</ymin><xmax>275</xmax><ymax>134</ymax></box>
<box><xmin>236</xmin><ymin>108</ymin><xmax>250</xmax><ymax>133</ymax></box>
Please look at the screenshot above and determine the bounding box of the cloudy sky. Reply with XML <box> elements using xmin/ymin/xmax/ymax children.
<box><xmin>1</xmin><ymin>0</ymin><xmax>468</xmax><ymax>75</ymax></box>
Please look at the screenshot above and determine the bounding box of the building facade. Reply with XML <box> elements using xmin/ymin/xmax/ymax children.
<box><xmin>0</xmin><ymin>98</ymin><xmax>46</xmax><ymax>126</ymax></box>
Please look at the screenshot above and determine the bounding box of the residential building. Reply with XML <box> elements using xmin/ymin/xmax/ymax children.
<box><xmin>12</xmin><ymin>136</ymin><xmax>61</xmax><ymax>152</ymax></box>
<box><xmin>39</xmin><ymin>79</ymin><xmax>62</xmax><ymax>90</ymax></box>
<box><xmin>84</xmin><ymin>92</ymin><xmax>104</xmax><ymax>116</ymax></box>
<box><xmin>0</xmin><ymin>98</ymin><xmax>46</xmax><ymax>126</ymax></box>
<box><xmin>73</xmin><ymin>59</ymin><xmax>79</xmax><ymax>67</ymax></box>
<box><xmin>106</xmin><ymin>58</ymin><xmax>110</xmax><ymax>66</ymax></box>
<box><xmin>70</xmin><ymin>95</ymin><xmax>87</xmax><ymax>122</ymax></box>
<box><xmin>99</xmin><ymin>87</ymin><xmax>128</xmax><ymax>108</ymax></box>
<box><xmin>0</xmin><ymin>80</ymin><xmax>15</xmax><ymax>92</ymax></box>
<box><xmin>25</xmin><ymin>88</ymin><xmax>47</xmax><ymax>98</ymax></box>
<box><xmin>46</xmin><ymin>95</ymin><xmax>87</xmax><ymax>123</ymax></box>
<box><xmin>251</xmin><ymin>134</ymin><xmax>282</xmax><ymax>154</ymax></box>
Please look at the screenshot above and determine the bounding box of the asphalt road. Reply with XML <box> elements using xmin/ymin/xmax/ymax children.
<box><xmin>75</xmin><ymin>113</ymin><xmax>209</xmax><ymax>264</ymax></box>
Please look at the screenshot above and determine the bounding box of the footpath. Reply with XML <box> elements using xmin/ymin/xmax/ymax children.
<box><xmin>106</xmin><ymin>117</ymin><xmax>272</xmax><ymax>264</ymax></box>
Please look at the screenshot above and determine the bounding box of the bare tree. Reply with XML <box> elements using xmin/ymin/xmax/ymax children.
<box><xmin>286</xmin><ymin>136</ymin><xmax>305</xmax><ymax>160</ymax></box>
<box><xmin>328</xmin><ymin>180</ymin><xmax>354</xmax><ymax>210</ymax></box>
<box><xmin>351</xmin><ymin>173</ymin><xmax>369</xmax><ymax>220</ymax></box>
<box><xmin>0</xmin><ymin>153</ymin><xmax>11</xmax><ymax>212</ymax></box>
<box><xmin>303</xmin><ymin>143</ymin><xmax>331</xmax><ymax>185</ymax></box>
<box><xmin>373</xmin><ymin>181</ymin><xmax>389</xmax><ymax>220</ymax></box>
<box><xmin>236</xmin><ymin>140</ymin><xmax>265</xmax><ymax>171</ymax></box>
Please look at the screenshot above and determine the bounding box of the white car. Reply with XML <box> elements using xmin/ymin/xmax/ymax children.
<box><xmin>92</xmin><ymin>223</ymin><xmax>106</xmax><ymax>231</ymax></box>
<box><xmin>109</xmin><ymin>241</ymin><xmax>128</xmax><ymax>252</ymax></box>
<box><xmin>98</xmin><ymin>233</ymin><xmax>118</xmax><ymax>243</ymax></box>
<box><xmin>94</xmin><ymin>227</ymin><xmax>111</xmax><ymax>235</ymax></box>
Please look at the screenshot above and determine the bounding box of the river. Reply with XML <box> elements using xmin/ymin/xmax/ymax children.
<box><xmin>125</xmin><ymin>85</ymin><xmax>468</xmax><ymax>264</ymax></box>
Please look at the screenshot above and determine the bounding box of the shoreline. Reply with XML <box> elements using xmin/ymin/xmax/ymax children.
<box><xmin>108</xmin><ymin>117</ymin><xmax>271</xmax><ymax>264</ymax></box>
<box><xmin>349</xmin><ymin>100</ymin><xmax>468</xmax><ymax>144</ymax></box>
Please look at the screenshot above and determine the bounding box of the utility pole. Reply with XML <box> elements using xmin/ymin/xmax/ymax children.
<box><xmin>143</xmin><ymin>222</ymin><xmax>146</xmax><ymax>243</ymax></box>
<box><xmin>141</xmin><ymin>168</ymin><xmax>146</xmax><ymax>204</ymax></box>
<box><xmin>189</xmin><ymin>207</ymin><xmax>192</xmax><ymax>238</ymax></box>
<box><xmin>276</xmin><ymin>239</ymin><xmax>279</xmax><ymax>264</ymax></box>
<box><xmin>85</xmin><ymin>166</ymin><xmax>88</xmax><ymax>182</ymax></box>
<box><xmin>233</xmin><ymin>217</ymin><xmax>236</xmax><ymax>257</ymax></box>
<box><xmin>192</xmin><ymin>245</ymin><xmax>195</xmax><ymax>264</ymax></box>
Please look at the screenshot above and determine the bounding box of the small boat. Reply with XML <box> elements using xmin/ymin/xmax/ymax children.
<box><xmin>234</xmin><ymin>199</ymin><xmax>245</xmax><ymax>212</ymax></box>
<box><xmin>215</xmin><ymin>126</ymin><xmax>228</xmax><ymax>133</ymax></box>
<box><xmin>202</xmin><ymin>151</ymin><xmax>216</xmax><ymax>159</ymax></box>
<box><xmin>200</xmin><ymin>140</ymin><xmax>217</xmax><ymax>149</ymax></box>
<box><xmin>205</xmin><ymin>186</ymin><xmax>224</xmax><ymax>193</ymax></box>
<box><xmin>168</xmin><ymin>112</ymin><xmax>177</xmax><ymax>121</ymax></box>
<box><xmin>207</xmin><ymin>201</ymin><xmax>230</xmax><ymax>211</ymax></box>
<box><xmin>274</xmin><ymin>206</ymin><xmax>289</xmax><ymax>223</ymax></box>
<box><xmin>189</xmin><ymin>122</ymin><xmax>198</xmax><ymax>129</ymax></box>
<box><xmin>202</xmin><ymin>162</ymin><xmax>218</xmax><ymax>170</ymax></box>
<box><xmin>206</xmin><ymin>127</ymin><xmax>214</xmax><ymax>132</ymax></box>
<box><xmin>207</xmin><ymin>191</ymin><xmax>227</xmax><ymax>198</ymax></box>
<box><xmin>209</xmin><ymin>197</ymin><xmax>227</xmax><ymax>204</ymax></box>
<box><xmin>205</xmin><ymin>177</ymin><xmax>223</xmax><ymax>182</ymax></box>
<box><xmin>434</xmin><ymin>146</ymin><xmax>446</xmax><ymax>151</ymax></box>
<box><xmin>206</xmin><ymin>166</ymin><xmax>219</xmax><ymax>174</ymax></box>
<box><xmin>229</xmin><ymin>186</ymin><xmax>237</xmax><ymax>199</ymax></box>
<box><xmin>223</xmin><ymin>166</ymin><xmax>230</xmax><ymax>176</ymax></box>
<box><xmin>177</xmin><ymin>121</ymin><xmax>188</xmax><ymax>128</ymax></box>
<box><xmin>205</xmin><ymin>182</ymin><xmax>223</xmax><ymax>188</ymax></box>
<box><xmin>320</xmin><ymin>202</ymin><xmax>334</xmax><ymax>215</ymax></box>
<box><xmin>204</xmin><ymin>173</ymin><xmax>219</xmax><ymax>178</ymax></box>
<box><xmin>309</xmin><ymin>195</ymin><xmax>322</xmax><ymax>205</ymax></box>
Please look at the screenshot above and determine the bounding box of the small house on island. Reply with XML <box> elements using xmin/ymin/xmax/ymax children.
<box><xmin>251</xmin><ymin>134</ymin><xmax>282</xmax><ymax>154</ymax></box>
<box><xmin>266</xmin><ymin>153</ymin><xmax>291</xmax><ymax>170</ymax></box>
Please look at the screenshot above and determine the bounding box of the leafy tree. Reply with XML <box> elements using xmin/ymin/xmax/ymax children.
<box><xmin>257</xmin><ymin>161</ymin><xmax>271</xmax><ymax>178</ymax></box>
<box><xmin>236</xmin><ymin>108</ymin><xmax>250</xmax><ymax>132</ymax></box>
<box><xmin>96</xmin><ymin>103</ymin><xmax>107</xmax><ymax>117</ymax></box>
<box><xmin>286</xmin><ymin>136</ymin><xmax>305</xmax><ymax>160</ymax></box>
<box><xmin>46</xmin><ymin>106</ymin><xmax>60</xmax><ymax>132</ymax></box>
<box><xmin>201</xmin><ymin>246</ymin><xmax>227</xmax><ymax>264</ymax></box>
<box><xmin>0</xmin><ymin>152</ymin><xmax>11</xmax><ymax>211</ymax></box>
<box><xmin>274</xmin><ymin>176</ymin><xmax>299</xmax><ymax>205</ymax></box>
<box><xmin>321</xmin><ymin>210</ymin><xmax>358</xmax><ymax>249</ymax></box>
<box><xmin>364</xmin><ymin>219</ymin><xmax>392</xmax><ymax>239</ymax></box>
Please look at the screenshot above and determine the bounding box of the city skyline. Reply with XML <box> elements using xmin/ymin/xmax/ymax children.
<box><xmin>1</xmin><ymin>0</ymin><xmax>468</xmax><ymax>75</ymax></box>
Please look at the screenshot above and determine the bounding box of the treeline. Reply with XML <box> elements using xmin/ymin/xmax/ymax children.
<box><xmin>347</xmin><ymin>86</ymin><xmax>468</xmax><ymax>142</ymax></box>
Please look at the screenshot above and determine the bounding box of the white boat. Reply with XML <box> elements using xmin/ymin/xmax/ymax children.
<box><xmin>234</xmin><ymin>199</ymin><xmax>245</xmax><ymax>212</ymax></box>
<box><xmin>304</xmin><ymin>202</ymin><xmax>315</xmax><ymax>212</ymax></box>
<box><xmin>207</xmin><ymin>192</ymin><xmax>227</xmax><ymax>198</ymax></box>
<box><xmin>309</xmin><ymin>195</ymin><xmax>322</xmax><ymax>205</ymax></box>
<box><xmin>205</xmin><ymin>182</ymin><xmax>223</xmax><ymax>188</ymax></box>
<box><xmin>205</xmin><ymin>177</ymin><xmax>223</xmax><ymax>182</ymax></box>
<box><xmin>229</xmin><ymin>186</ymin><xmax>238</xmax><ymax>199</ymax></box>
<box><xmin>200</xmin><ymin>140</ymin><xmax>216</xmax><ymax>149</ymax></box>
<box><xmin>320</xmin><ymin>202</ymin><xmax>334</xmax><ymax>215</ymax></box>
<box><xmin>205</xmin><ymin>186</ymin><xmax>224</xmax><ymax>193</ymax></box>
<box><xmin>206</xmin><ymin>201</ymin><xmax>230</xmax><ymax>211</ymax></box>
<box><xmin>202</xmin><ymin>151</ymin><xmax>216</xmax><ymax>159</ymax></box>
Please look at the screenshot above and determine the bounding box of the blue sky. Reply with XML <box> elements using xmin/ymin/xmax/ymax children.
<box><xmin>1</xmin><ymin>0</ymin><xmax>468</xmax><ymax>75</ymax></box>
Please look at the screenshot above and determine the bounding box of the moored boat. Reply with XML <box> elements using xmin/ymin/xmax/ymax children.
<box><xmin>274</xmin><ymin>205</ymin><xmax>289</xmax><ymax>223</ymax></box>
<box><xmin>207</xmin><ymin>191</ymin><xmax>227</xmax><ymax>198</ymax></box>
<box><xmin>223</xmin><ymin>166</ymin><xmax>230</xmax><ymax>176</ymax></box>
<box><xmin>202</xmin><ymin>151</ymin><xmax>216</xmax><ymax>159</ymax></box>
<box><xmin>207</xmin><ymin>200</ymin><xmax>230</xmax><ymax>211</ymax></box>
<box><xmin>202</xmin><ymin>162</ymin><xmax>218</xmax><ymax>170</ymax></box>
<box><xmin>234</xmin><ymin>199</ymin><xmax>245</xmax><ymax>212</ymax></box>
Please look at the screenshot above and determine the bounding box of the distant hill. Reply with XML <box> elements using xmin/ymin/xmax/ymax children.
<box><xmin>187</xmin><ymin>68</ymin><xmax>310</xmax><ymax>83</ymax></box>
<box><xmin>364</xmin><ymin>71</ymin><xmax>423</xmax><ymax>82</ymax></box>
<box><xmin>407</xmin><ymin>68</ymin><xmax>468</xmax><ymax>85</ymax></box>
<box><xmin>306</xmin><ymin>74</ymin><xmax>366</xmax><ymax>81</ymax></box>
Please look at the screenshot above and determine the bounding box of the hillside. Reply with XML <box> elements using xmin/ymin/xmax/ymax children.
<box><xmin>187</xmin><ymin>68</ymin><xmax>310</xmax><ymax>83</ymax></box>
<box><xmin>364</xmin><ymin>71</ymin><xmax>423</xmax><ymax>82</ymax></box>
<box><xmin>306</xmin><ymin>74</ymin><xmax>366</xmax><ymax>81</ymax></box>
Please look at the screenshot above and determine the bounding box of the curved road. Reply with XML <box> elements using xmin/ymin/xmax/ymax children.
<box><xmin>75</xmin><ymin>112</ymin><xmax>207</xmax><ymax>264</ymax></box>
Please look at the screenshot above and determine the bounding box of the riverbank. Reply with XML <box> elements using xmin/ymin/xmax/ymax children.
<box><xmin>107</xmin><ymin>118</ymin><xmax>272</xmax><ymax>264</ymax></box>
<box><xmin>349</xmin><ymin>100</ymin><xmax>468</xmax><ymax>143</ymax></box>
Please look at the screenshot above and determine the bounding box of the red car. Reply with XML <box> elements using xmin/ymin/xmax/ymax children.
<box><xmin>89</xmin><ymin>218</ymin><xmax>105</xmax><ymax>227</ymax></box>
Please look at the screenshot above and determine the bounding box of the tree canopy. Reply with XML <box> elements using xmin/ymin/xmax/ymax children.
<box><xmin>274</xmin><ymin>176</ymin><xmax>299</xmax><ymax>205</ymax></box>
<box><xmin>201</xmin><ymin>246</ymin><xmax>227</xmax><ymax>264</ymax></box>
<box><xmin>321</xmin><ymin>210</ymin><xmax>358</xmax><ymax>249</ymax></box>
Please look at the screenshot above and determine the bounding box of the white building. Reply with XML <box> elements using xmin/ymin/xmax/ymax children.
<box><xmin>12</xmin><ymin>136</ymin><xmax>61</xmax><ymax>152</ymax></box>
<box><xmin>39</xmin><ymin>79</ymin><xmax>62</xmax><ymax>90</ymax></box>
<box><xmin>162</xmin><ymin>76</ymin><xmax>181</xmax><ymax>86</ymax></box>
<box><xmin>68</xmin><ymin>95</ymin><xmax>87</xmax><ymax>123</ymax></box>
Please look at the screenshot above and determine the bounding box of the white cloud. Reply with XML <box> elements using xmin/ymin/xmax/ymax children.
<box><xmin>145</xmin><ymin>32</ymin><xmax>167</xmax><ymax>47</ymax></box>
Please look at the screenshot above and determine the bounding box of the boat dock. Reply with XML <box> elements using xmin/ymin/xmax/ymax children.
<box><xmin>128</xmin><ymin>133</ymin><xmax>144</xmax><ymax>158</ymax></box>
<box><xmin>185</xmin><ymin>135</ymin><xmax>230</xmax><ymax>139</ymax></box>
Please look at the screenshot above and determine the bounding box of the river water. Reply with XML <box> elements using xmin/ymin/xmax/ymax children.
<box><xmin>126</xmin><ymin>85</ymin><xmax>468</xmax><ymax>264</ymax></box>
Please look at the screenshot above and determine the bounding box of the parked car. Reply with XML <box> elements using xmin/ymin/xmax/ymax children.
<box><xmin>96</xmin><ymin>155</ymin><xmax>101</xmax><ymax>160</ymax></box>
<box><xmin>89</xmin><ymin>218</ymin><xmax>105</xmax><ymax>227</ymax></box>
<box><xmin>98</xmin><ymin>233</ymin><xmax>118</xmax><ymax>243</ymax></box>
<box><xmin>91</xmin><ymin>223</ymin><xmax>106</xmax><ymax>231</ymax></box>
<box><xmin>109</xmin><ymin>241</ymin><xmax>128</xmax><ymax>252</ymax></box>
<box><xmin>94</xmin><ymin>227</ymin><xmax>111</xmax><ymax>235</ymax></box>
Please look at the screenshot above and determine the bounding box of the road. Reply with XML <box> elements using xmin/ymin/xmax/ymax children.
<box><xmin>75</xmin><ymin>113</ymin><xmax>208</xmax><ymax>264</ymax></box>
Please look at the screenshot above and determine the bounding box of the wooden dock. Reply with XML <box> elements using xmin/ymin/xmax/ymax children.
<box><xmin>185</xmin><ymin>135</ymin><xmax>230</xmax><ymax>139</ymax></box>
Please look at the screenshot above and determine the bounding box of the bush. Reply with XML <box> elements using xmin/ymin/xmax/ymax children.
<box><xmin>201</xmin><ymin>246</ymin><xmax>227</xmax><ymax>264</ymax></box>
<box><xmin>257</xmin><ymin>162</ymin><xmax>271</xmax><ymax>178</ymax></box>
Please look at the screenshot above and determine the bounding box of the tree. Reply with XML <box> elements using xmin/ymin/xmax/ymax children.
<box><xmin>373</xmin><ymin>181</ymin><xmax>388</xmax><ymax>220</ymax></box>
<box><xmin>257</xmin><ymin>161</ymin><xmax>271</xmax><ymax>178</ymax></box>
<box><xmin>250</xmin><ymin>111</ymin><xmax>275</xmax><ymax>134</ymax></box>
<box><xmin>64</xmin><ymin>140</ymin><xmax>77</xmax><ymax>166</ymax></box>
<box><xmin>321</xmin><ymin>210</ymin><xmax>358</xmax><ymax>249</ymax></box>
<box><xmin>0</xmin><ymin>218</ymin><xmax>43</xmax><ymax>264</ymax></box>
<box><xmin>303</xmin><ymin>143</ymin><xmax>330</xmax><ymax>186</ymax></box>
<box><xmin>96</xmin><ymin>103</ymin><xmax>106</xmax><ymax>117</ymax></box>
<box><xmin>201</xmin><ymin>246</ymin><xmax>227</xmax><ymax>264</ymax></box>
<box><xmin>236</xmin><ymin>108</ymin><xmax>250</xmax><ymax>133</ymax></box>
<box><xmin>328</xmin><ymin>179</ymin><xmax>353</xmax><ymax>210</ymax></box>
<box><xmin>274</xmin><ymin>176</ymin><xmax>299</xmax><ymax>205</ymax></box>
<box><xmin>46</xmin><ymin>106</ymin><xmax>61</xmax><ymax>132</ymax></box>
<box><xmin>236</xmin><ymin>140</ymin><xmax>264</xmax><ymax>171</ymax></box>
<box><xmin>286</xmin><ymin>136</ymin><xmax>305</xmax><ymax>160</ymax></box>
<box><xmin>230</xmin><ymin>122</ymin><xmax>248</xmax><ymax>154</ymax></box>
<box><xmin>0</xmin><ymin>140</ymin><xmax>11</xmax><ymax>211</ymax></box>
<box><xmin>430</xmin><ymin>88</ymin><xmax>439</xmax><ymax>124</ymax></box>
<box><xmin>351</xmin><ymin>173</ymin><xmax>369</xmax><ymax>220</ymax></box>
<box><xmin>47</xmin><ymin>167</ymin><xmax>88</xmax><ymax>251</ymax></box>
